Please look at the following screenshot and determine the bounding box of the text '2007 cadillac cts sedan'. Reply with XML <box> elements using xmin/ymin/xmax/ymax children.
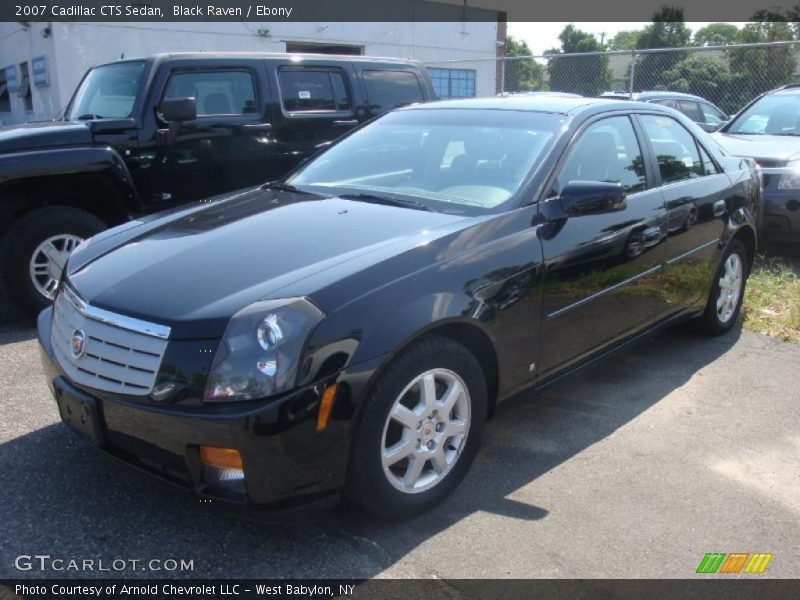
<box><xmin>38</xmin><ymin>97</ymin><xmax>761</xmax><ymax>518</ymax></box>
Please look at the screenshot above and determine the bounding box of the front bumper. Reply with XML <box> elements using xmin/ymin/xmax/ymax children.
<box><xmin>759</xmin><ymin>181</ymin><xmax>800</xmax><ymax>241</ymax></box>
<box><xmin>37</xmin><ymin>308</ymin><xmax>384</xmax><ymax>510</ymax></box>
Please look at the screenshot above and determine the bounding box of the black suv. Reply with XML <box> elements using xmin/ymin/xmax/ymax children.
<box><xmin>0</xmin><ymin>53</ymin><xmax>435</xmax><ymax>316</ymax></box>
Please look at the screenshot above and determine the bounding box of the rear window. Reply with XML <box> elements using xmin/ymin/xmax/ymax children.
<box><xmin>278</xmin><ymin>68</ymin><xmax>350</xmax><ymax>112</ymax></box>
<box><xmin>362</xmin><ymin>70</ymin><xmax>424</xmax><ymax>114</ymax></box>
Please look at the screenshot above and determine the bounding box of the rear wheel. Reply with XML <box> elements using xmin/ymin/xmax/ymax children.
<box><xmin>346</xmin><ymin>335</ymin><xmax>487</xmax><ymax>519</ymax></box>
<box><xmin>0</xmin><ymin>206</ymin><xmax>106</xmax><ymax>318</ymax></box>
<box><xmin>699</xmin><ymin>239</ymin><xmax>748</xmax><ymax>335</ymax></box>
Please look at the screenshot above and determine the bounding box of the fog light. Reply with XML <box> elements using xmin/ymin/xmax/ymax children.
<box><xmin>199</xmin><ymin>446</ymin><xmax>245</xmax><ymax>495</ymax></box>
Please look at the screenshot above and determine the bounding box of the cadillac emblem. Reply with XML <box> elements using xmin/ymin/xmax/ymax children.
<box><xmin>70</xmin><ymin>329</ymin><xmax>86</xmax><ymax>359</ymax></box>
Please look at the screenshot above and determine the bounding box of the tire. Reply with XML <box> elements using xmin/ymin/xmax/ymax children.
<box><xmin>0</xmin><ymin>206</ymin><xmax>106</xmax><ymax>319</ymax></box>
<box><xmin>699</xmin><ymin>239</ymin><xmax>748</xmax><ymax>335</ymax></box>
<box><xmin>346</xmin><ymin>335</ymin><xmax>488</xmax><ymax>519</ymax></box>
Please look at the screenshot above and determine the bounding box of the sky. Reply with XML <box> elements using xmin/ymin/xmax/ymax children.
<box><xmin>507</xmin><ymin>22</ymin><xmax>750</xmax><ymax>55</ymax></box>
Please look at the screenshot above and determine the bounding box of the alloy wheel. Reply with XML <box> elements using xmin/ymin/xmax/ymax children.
<box><xmin>29</xmin><ymin>234</ymin><xmax>83</xmax><ymax>300</ymax></box>
<box><xmin>381</xmin><ymin>368</ymin><xmax>471</xmax><ymax>494</ymax></box>
<box><xmin>716</xmin><ymin>252</ymin><xmax>743</xmax><ymax>323</ymax></box>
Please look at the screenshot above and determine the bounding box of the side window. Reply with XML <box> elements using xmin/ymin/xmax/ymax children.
<box><xmin>362</xmin><ymin>70</ymin><xmax>425</xmax><ymax>114</ymax></box>
<box><xmin>699</xmin><ymin>103</ymin><xmax>726</xmax><ymax>127</ymax></box>
<box><xmin>640</xmin><ymin>115</ymin><xmax>704</xmax><ymax>184</ymax></box>
<box><xmin>163</xmin><ymin>71</ymin><xmax>256</xmax><ymax>116</ymax></box>
<box><xmin>553</xmin><ymin>115</ymin><xmax>647</xmax><ymax>196</ymax></box>
<box><xmin>698</xmin><ymin>144</ymin><xmax>720</xmax><ymax>175</ymax></box>
<box><xmin>652</xmin><ymin>99</ymin><xmax>678</xmax><ymax>110</ymax></box>
<box><xmin>278</xmin><ymin>68</ymin><xmax>350</xmax><ymax>112</ymax></box>
<box><xmin>677</xmin><ymin>100</ymin><xmax>703</xmax><ymax>122</ymax></box>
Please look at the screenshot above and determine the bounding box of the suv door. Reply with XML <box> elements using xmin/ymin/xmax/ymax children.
<box><xmin>637</xmin><ymin>113</ymin><xmax>730</xmax><ymax>312</ymax></box>
<box><xmin>269</xmin><ymin>61</ymin><xmax>360</xmax><ymax>177</ymax></box>
<box><xmin>538</xmin><ymin>114</ymin><xmax>668</xmax><ymax>375</ymax></box>
<box><xmin>358</xmin><ymin>68</ymin><xmax>428</xmax><ymax>118</ymax></box>
<box><xmin>138</xmin><ymin>61</ymin><xmax>273</xmax><ymax>207</ymax></box>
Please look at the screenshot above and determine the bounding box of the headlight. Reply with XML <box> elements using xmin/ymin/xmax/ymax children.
<box><xmin>778</xmin><ymin>160</ymin><xmax>800</xmax><ymax>189</ymax></box>
<box><xmin>204</xmin><ymin>298</ymin><xmax>324</xmax><ymax>402</ymax></box>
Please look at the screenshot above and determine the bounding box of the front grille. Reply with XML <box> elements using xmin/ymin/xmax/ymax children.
<box><xmin>51</xmin><ymin>284</ymin><xmax>170</xmax><ymax>396</ymax></box>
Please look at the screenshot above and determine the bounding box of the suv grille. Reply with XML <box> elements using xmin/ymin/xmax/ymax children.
<box><xmin>51</xmin><ymin>284</ymin><xmax>170</xmax><ymax>395</ymax></box>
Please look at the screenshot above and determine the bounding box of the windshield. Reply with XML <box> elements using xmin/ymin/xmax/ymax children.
<box><xmin>727</xmin><ymin>93</ymin><xmax>800</xmax><ymax>135</ymax></box>
<box><xmin>66</xmin><ymin>61</ymin><xmax>146</xmax><ymax>120</ymax></box>
<box><xmin>286</xmin><ymin>108</ymin><xmax>565</xmax><ymax>215</ymax></box>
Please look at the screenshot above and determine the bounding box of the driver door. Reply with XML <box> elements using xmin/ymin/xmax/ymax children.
<box><xmin>538</xmin><ymin>114</ymin><xmax>668</xmax><ymax>375</ymax></box>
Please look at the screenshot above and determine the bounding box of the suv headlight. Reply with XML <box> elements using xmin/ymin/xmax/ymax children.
<box><xmin>777</xmin><ymin>160</ymin><xmax>800</xmax><ymax>189</ymax></box>
<box><xmin>204</xmin><ymin>298</ymin><xmax>323</xmax><ymax>402</ymax></box>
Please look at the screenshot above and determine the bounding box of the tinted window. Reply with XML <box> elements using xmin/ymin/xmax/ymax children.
<box><xmin>362</xmin><ymin>70</ymin><xmax>424</xmax><ymax>113</ymax></box>
<box><xmin>677</xmin><ymin>100</ymin><xmax>703</xmax><ymax>122</ymax></box>
<box><xmin>554</xmin><ymin>115</ymin><xmax>646</xmax><ymax>196</ymax></box>
<box><xmin>288</xmin><ymin>109</ymin><xmax>564</xmax><ymax>215</ymax></box>
<box><xmin>278</xmin><ymin>69</ymin><xmax>350</xmax><ymax>112</ymax></box>
<box><xmin>698</xmin><ymin>144</ymin><xmax>720</xmax><ymax>175</ymax></box>
<box><xmin>699</xmin><ymin>102</ymin><xmax>725</xmax><ymax>127</ymax></box>
<box><xmin>163</xmin><ymin>71</ymin><xmax>256</xmax><ymax>116</ymax></box>
<box><xmin>641</xmin><ymin>115</ymin><xmax>703</xmax><ymax>184</ymax></box>
<box><xmin>727</xmin><ymin>93</ymin><xmax>800</xmax><ymax>135</ymax></box>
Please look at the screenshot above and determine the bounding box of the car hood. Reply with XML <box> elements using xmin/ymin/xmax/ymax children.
<box><xmin>0</xmin><ymin>120</ymin><xmax>94</xmax><ymax>153</ymax></box>
<box><xmin>711</xmin><ymin>132</ymin><xmax>800</xmax><ymax>165</ymax></box>
<box><xmin>67</xmin><ymin>187</ymin><xmax>467</xmax><ymax>338</ymax></box>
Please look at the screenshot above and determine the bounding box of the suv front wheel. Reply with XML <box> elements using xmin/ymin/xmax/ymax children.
<box><xmin>0</xmin><ymin>206</ymin><xmax>106</xmax><ymax>318</ymax></box>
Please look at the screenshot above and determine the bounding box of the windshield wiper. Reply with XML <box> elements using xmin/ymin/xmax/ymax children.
<box><xmin>261</xmin><ymin>181</ymin><xmax>317</xmax><ymax>195</ymax></box>
<box><xmin>337</xmin><ymin>192</ymin><xmax>434</xmax><ymax>212</ymax></box>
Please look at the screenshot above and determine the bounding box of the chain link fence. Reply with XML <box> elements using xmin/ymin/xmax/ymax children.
<box><xmin>425</xmin><ymin>40</ymin><xmax>800</xmax><ymax>116</ymax></box>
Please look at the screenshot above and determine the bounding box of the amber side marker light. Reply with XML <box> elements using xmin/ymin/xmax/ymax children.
<box><xmin>316</xmin><ymin>384</ymin><xmax>338</xmax><ymax>432</ymax></box>
<box><xmin>199</xmin><ymin>446</ymin><xmax>243</xmax><ymax>470</ymax></box>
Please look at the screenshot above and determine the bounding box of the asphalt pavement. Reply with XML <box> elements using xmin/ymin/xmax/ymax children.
<box><xmin>1</xmin><ymin>300</ymin><xmax>798</xmax><ymax>579</ymax></box>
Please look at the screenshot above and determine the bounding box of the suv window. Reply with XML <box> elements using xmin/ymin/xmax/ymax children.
<box><xmin>163</xmin><ymin>70</ymin><xmax>256</xmax><ymax>116</ymax></box>
<box><xmin>553</xmin><ymin>115</ymin><xmax>647</xmax><ymax>196</ymax></box>
<box><xmin>362</xmin><ymin>70</ymin><xmax>424</xmax><ymax>114</ymax></box>
<box><xmin>641</xmin><ymin>114</ymin><xmax>703</xmax><ymax>184</ymax></box>
<box><xmin>278</xmin><ymin>68</ymin><xmax>350</xmax><ymax>112</ymax></box>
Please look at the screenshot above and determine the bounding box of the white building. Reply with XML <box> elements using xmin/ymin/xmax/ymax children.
<box><xmin>0</xmin><ymin>19</ymin><xmax>503</xmax><ymax>125</ymax></box>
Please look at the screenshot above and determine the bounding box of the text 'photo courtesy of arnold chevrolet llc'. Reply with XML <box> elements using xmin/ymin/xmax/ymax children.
<box><xmin>1</xmin><ymin>1</ymin><xmax>800</xmax><ymax>595</ymax></box>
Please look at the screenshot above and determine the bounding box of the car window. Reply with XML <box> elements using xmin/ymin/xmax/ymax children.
<box><xmin>67</xmin><ymin>61</ymin><xmax>146</xmax><ymax>119</ymax></box>
<box><xmin>698</xmin><ymin>144</ymin><xmax>720</xmax><ymax>175</ymax></box>
<box><xmin>651</xmin><ymin>98</ymin><xmax>678</xmax><ymax>110</ymax></box>
<box><xmin>553</xmin><ymin>115</ymin><xmax>647</xmax><ymax>196</ymax></box>
<box><xmin>677</xmin><ymin>100</ymin><xmax>703</xmax><ymax>122</ymax></box>
<box><xmin>362</xmin><ymin>70</ymin><xmax>425</xmax><ymax>114</ymax></box>
<box><xmin>727</xmin><ymin>93</ymin><xmax>800</xmax><ymax>135</ymax></box>
<box><xmin>699</xmin><ymin>103</ymin><xmax>725</xmax><ymax>126</ymax></box>
<box><xmin>278</xmin><ymin>68</ymin><xmax>351</xmax><ymax>112</ymax></box>
<box><xmin>163</xmin><ymin>70</ymin><xmax>256</xmax><ymax>116</ymax></box>
<box><xmin>640</xmin><ymin>114</ymin><xmax>704</xmax><ymax>184</ymax></box>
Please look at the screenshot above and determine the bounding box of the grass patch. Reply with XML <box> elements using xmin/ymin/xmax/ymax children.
<box><xmin>742</xmin><ymin>254</ymin><xmax>800</xmax><ymax>343</ymax></box>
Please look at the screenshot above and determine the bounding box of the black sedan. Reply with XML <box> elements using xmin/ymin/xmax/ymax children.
<box><xmin>37</xmin><ymin>96</ymin><xmax>761</xmax><ymax>518</ymax></box>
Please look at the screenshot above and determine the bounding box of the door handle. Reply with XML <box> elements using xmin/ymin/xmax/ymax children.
<box><xmin>333</xmin><ymin>119</ymin><xmax>358</xmax><ymax>127</ymax></box>
<box><xmin>713</xmin><ymin>199</ymin><xmax>727</xmax><ymax>217</ymax></box>
<box><xmin>242</xmin><ymin>123</ymin><xmax>272</xmax><ymax>131</ymax></box>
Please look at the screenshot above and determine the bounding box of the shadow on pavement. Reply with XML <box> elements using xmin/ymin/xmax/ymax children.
<box><xmin>0</xmin><ymin>322</ymin><xmax>742</xmax><ymax>579</ymax></box>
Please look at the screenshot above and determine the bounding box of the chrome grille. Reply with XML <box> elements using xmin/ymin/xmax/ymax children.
<box><xmin>51</xmin><ymin>284</ymin><xmax>170</xmax><ymax>395</ymax></box>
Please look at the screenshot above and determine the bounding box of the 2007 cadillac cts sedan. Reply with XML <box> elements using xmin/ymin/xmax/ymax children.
<box><xmin>38</xmin><ymin>97</ymin><xmax>761</xmax><ymax>518</ymax></box>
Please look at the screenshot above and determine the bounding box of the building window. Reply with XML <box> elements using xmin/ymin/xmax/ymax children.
<box><xmin>285</xmin><ymin>42</ymin><xmax>363</xmax><ymax>55</ymax></box>
<box><xmin>0</xmin><ymin>69</ymin><xmax>10</xmax><ymax>112</ymax></box>
<box><xmin>18</xmin><ymin>62</ymin><xmax>32</xmax><ymax>112</ymax></box>
<box><xmin>428</xmin><ymin>67</ymin><xmax>476</xmax><ymax>99</ymax></box>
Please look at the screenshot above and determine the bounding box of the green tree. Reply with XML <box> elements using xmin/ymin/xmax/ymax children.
<box><xmin>546</xmin><ymin>25</ymin><xmax>612</xmax><ymax>96</ymax></box>
<box><xmin>726</xmin><ymin>20</ymin><xmax>797</xmax><ymax>111</ymax></box>
<box><xmin>503</xmin><ymin>35</ymin><xmax>544</xmax><ymax>92</ymax></box>
<box><xmin>659</xmin><ymin>55</ymin><xmax>731</xmax><ymax>108</ymax></box>
<box><xmin>608</xmin><ymin>29</ymin><xmax>642</xmax><ymax>51</ymax></box>
<box><xmin>693</xmin><ymin>23</ymin><xmax>739</xmax><ymax>46</ymax></box>
<box><xmin>632</xmin><ymin>7</ymin><xmax>692</xmax><ymax>91</ymax></box>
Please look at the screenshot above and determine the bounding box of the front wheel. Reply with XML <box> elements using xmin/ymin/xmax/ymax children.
<box><xmin>0</xmin><ymin>206</ymin><xmax>106</xmax><ymax>318</ymax></box>
<box><xmin>699</xmin><ymin>239</ymin><xmax>748</xmax><ymax>335</ymax></box>
<box><xmin>346</xmin><ymin>335</ymin><xmax>487</xmax><ymax>519</ymax></box>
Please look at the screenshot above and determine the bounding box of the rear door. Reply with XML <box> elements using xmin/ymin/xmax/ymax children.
<box><xmin>636</xmin><ymin>112</ymin><xmax>730</xmax><ymax>312</ymax></box>
<box><xmin>269</xmin><ymin>59</ymin><xmax>361</xmax><ymax>176</ymax></box>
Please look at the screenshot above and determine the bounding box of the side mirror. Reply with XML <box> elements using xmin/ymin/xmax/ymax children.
<box><xmin>559</xmin><ymin>180</ymin><xmax>627</xmax><ymax>216</ymax></box>
<box><xmin>159</xmin><ymin>97</ymin><xmax>196</xmax><ymax>122</ymax></box>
